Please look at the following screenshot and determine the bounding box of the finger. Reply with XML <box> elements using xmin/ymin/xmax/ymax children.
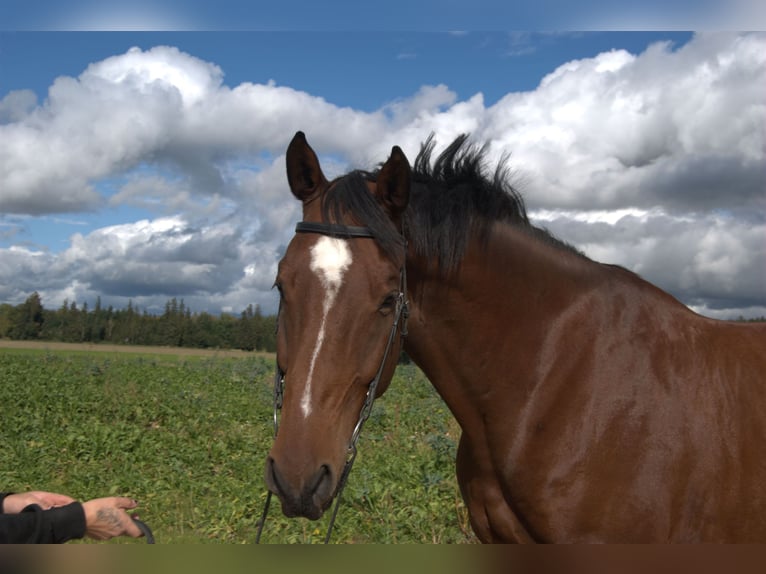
<box><xmin>46</xmin><ymin>493</ymin><xmax>76</xmax><ymax>507</ymax></box>
<box><xmin>113</xmin><ymin>497</ymin><xmax>139</xmax><ymax>510</ymax></box>
<box><xmin>24</xmin><ymin>492</ymin><xmax>75</xmax><ymax>509</ymax></box>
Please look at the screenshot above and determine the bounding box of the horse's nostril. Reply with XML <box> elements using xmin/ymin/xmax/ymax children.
<box><xmin>265</xmin><ymin>456</ymin><xmax>284</xmax><ymax>496</ymax></box>
<box><xmin>310</xmin><ymin>464</ymin><xmax>334</xmax><ymax>500</ymax></box>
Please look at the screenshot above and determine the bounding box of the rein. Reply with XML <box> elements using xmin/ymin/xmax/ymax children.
<box><xmin>255</xmin><ymin>221</ymin><xmax>408</xmax><ymax>544</ymax></box>
<box><xmin>132</xmin><ymin>517</ymin><xmax>156</xmax><ymax>544</ymax></box>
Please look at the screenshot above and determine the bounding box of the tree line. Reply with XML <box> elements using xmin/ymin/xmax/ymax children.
<box><xmin>0</xmin><ymin>292</ymin><xmax>277</xmax><ymax>352</ymax></box>
<box><xmin>1</xmin><ymin>292</ymin><xmax>763</xmax><ymax>354</ymax></box>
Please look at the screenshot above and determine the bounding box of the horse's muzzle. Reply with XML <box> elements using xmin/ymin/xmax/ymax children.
<box><xmin>265</xmin><ymin>456</ymin><xmax>335</xmax><ymax>520</ymax></box>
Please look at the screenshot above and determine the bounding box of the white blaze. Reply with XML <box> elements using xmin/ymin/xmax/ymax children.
<box><xmin>301</xmin><ymin>236</ymin><xmax>353</xmax><ymax>417</ymax></box>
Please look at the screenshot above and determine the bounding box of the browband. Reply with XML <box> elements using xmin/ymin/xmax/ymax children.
<box><xmin>295</xmin><ymin>221</ymin><xmax>375</xmax><ymax>239</ymax></box>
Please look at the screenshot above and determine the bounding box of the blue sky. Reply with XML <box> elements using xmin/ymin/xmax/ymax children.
<box><xmin>0</xmin><ymin>8</ymin><xmax>764</xmax><ymax>320</ymax></box>
<box><xmin>2</xmin><ymin>32</ymin><xmax>695</xmax><ymax>111</ymax></box>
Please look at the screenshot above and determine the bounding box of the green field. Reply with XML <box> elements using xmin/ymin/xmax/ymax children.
<box><xmin>0</xmin><ymin>344</ymin><xmax>475</xmax><ymax>543</ymax></box>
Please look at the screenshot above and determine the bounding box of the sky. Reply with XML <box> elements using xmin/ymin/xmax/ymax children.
<box><xmin>1</xmin><ymin>4</ymin><xmax>765</xmax><ymax>320</ymax></box>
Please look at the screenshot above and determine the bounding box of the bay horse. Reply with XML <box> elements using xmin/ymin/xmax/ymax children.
<box><xmin>263</xmin><ymin>131</ymin><xmax>766</xmax><ymax>543</ymax></box>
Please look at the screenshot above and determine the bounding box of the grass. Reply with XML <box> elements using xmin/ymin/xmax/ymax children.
<box><xmin>0</xmin><ymin>344</ymin><xmax>476</xmax><ymax>543</ymax></box>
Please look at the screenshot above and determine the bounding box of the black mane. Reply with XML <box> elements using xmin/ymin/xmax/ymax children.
<box><xmin>406</xmin><ymin>134</ymin><xmax>529</xmax><ymax>271</ymax></box>
<box><xmin>321</xmin><ymin>134</ymin><xmax>580</xmax><ymax>272</ymax></box>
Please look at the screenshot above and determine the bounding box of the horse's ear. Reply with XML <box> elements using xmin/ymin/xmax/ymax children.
<box><xmin>375</xmin><ymin>146</ymin><xmax>410</xmax><ymax>219</ymax></box>
<box><xmin>286</xmin><ymin>131</ymin><xmax>328</xmax><ymax>202</ymax></box>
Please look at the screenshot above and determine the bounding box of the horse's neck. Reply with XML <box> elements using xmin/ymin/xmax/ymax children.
<box><xmin>403</xmin><ymin>224</ymin><xmax>601</xmax><ymax>431</ymax></box>
<box><xmin>405</xmin><ymin>224</ymin><xmax>600</xmax><ymax>351</ymax></box>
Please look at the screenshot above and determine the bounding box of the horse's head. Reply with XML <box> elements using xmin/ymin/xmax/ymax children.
<box><xmin>264</xmin><ymin>132</ymin><xmax>410</xmax><ymax>520</ymax></box>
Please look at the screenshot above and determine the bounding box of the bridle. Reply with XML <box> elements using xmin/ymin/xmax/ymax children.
<box><xmin>255</xmin><ymin>221</ymin><xmax>409</xmax><ymax>544</ymax></box>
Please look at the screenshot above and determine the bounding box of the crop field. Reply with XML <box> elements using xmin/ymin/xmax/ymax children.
<box><xmin>0</xmin><ymin>343</ymin><xmax>475</xmax><ymax>543</ymax></box>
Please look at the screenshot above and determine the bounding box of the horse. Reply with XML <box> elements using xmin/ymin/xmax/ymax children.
<box><xmin>263</xmin><ymin>131</ymin><xmax>766</xmax><ymax>543</ymax></box>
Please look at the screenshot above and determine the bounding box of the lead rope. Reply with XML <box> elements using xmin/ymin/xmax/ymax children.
<box><xmin>256</xmin><ymin>266</ymin><xmax>408</xmax><ymax>544</ymax></box>
<box><xmin>132</xmin><ymin>517</ymin><xmax>156</xmax><ymax>544</ymax></box>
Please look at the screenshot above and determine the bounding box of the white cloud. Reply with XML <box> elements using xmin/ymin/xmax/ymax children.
<box><xmin>86</xmin><ymin>46</ymin><xmax>222</xmax><ymax>106</ymax></box>
<box><xmin>534</xmin><ymin>209</ymin><xmax>766</xmax><ymax>315</ymax></box>
<box><xmin>0</xmin><ymin>33</ymin><xmax>764</xmax><ymax>318</ymax></box>
<box><xmin>0</xmin><ymin>90</ymin><xmax>38</xmax><ymax>123</ymax></box>
<box><xmin>483</xmin><ymin>33</ymin><xmax>765</xmax><ymax>212</ymax></box>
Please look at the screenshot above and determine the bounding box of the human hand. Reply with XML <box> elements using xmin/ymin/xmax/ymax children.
<box><xmin>82</xmin><ymin>497</ymin><xmax>143</xmax><ymax>540</ymax></box>
<box><xmin>2</xmin><ymin>491</ymin><xmax>76</xmax><ymax>514</ymax></box>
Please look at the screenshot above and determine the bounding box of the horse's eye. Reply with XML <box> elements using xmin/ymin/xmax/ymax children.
<box><xmin>273</xmin><ymin>282</ymin><xmax>284</xmax><ymax>299</ymax></box>
<box><xmin>379</xmin><ymin>293</ymin><xmax>399</xmax><ymax>315</ymax></box>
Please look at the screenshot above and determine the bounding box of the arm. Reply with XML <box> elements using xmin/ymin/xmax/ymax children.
<box><xmin>0</xmin><ymin>500</ymin><xmax>86</xmax><ymax>543</ymax></box>
<box><xmin>1</xmin><ymin>492</ymin><xmax>142</xmax><ymax>543</ymax></box>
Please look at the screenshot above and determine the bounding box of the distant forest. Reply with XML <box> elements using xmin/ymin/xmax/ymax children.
<box><xmin>0</xmin><ymin>292</ymin><xmax>277</xmax><ymax>352</ymax></box>
<box><xmin>0</xmin><ymin>292</ymin><xmax>763</xmax><ymax>354</ymax></box>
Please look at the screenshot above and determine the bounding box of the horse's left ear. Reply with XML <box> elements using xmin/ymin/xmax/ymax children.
<box><xmin>375</xmin><ymin>146</ymin><xmax>411</xmax><ymax>219</ymax></box>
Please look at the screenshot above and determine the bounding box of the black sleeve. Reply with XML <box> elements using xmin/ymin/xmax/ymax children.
<box><xmin>0</xmin><ymin>502</ymin><xmax>86</xmax><ymax>544</ymax></box>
